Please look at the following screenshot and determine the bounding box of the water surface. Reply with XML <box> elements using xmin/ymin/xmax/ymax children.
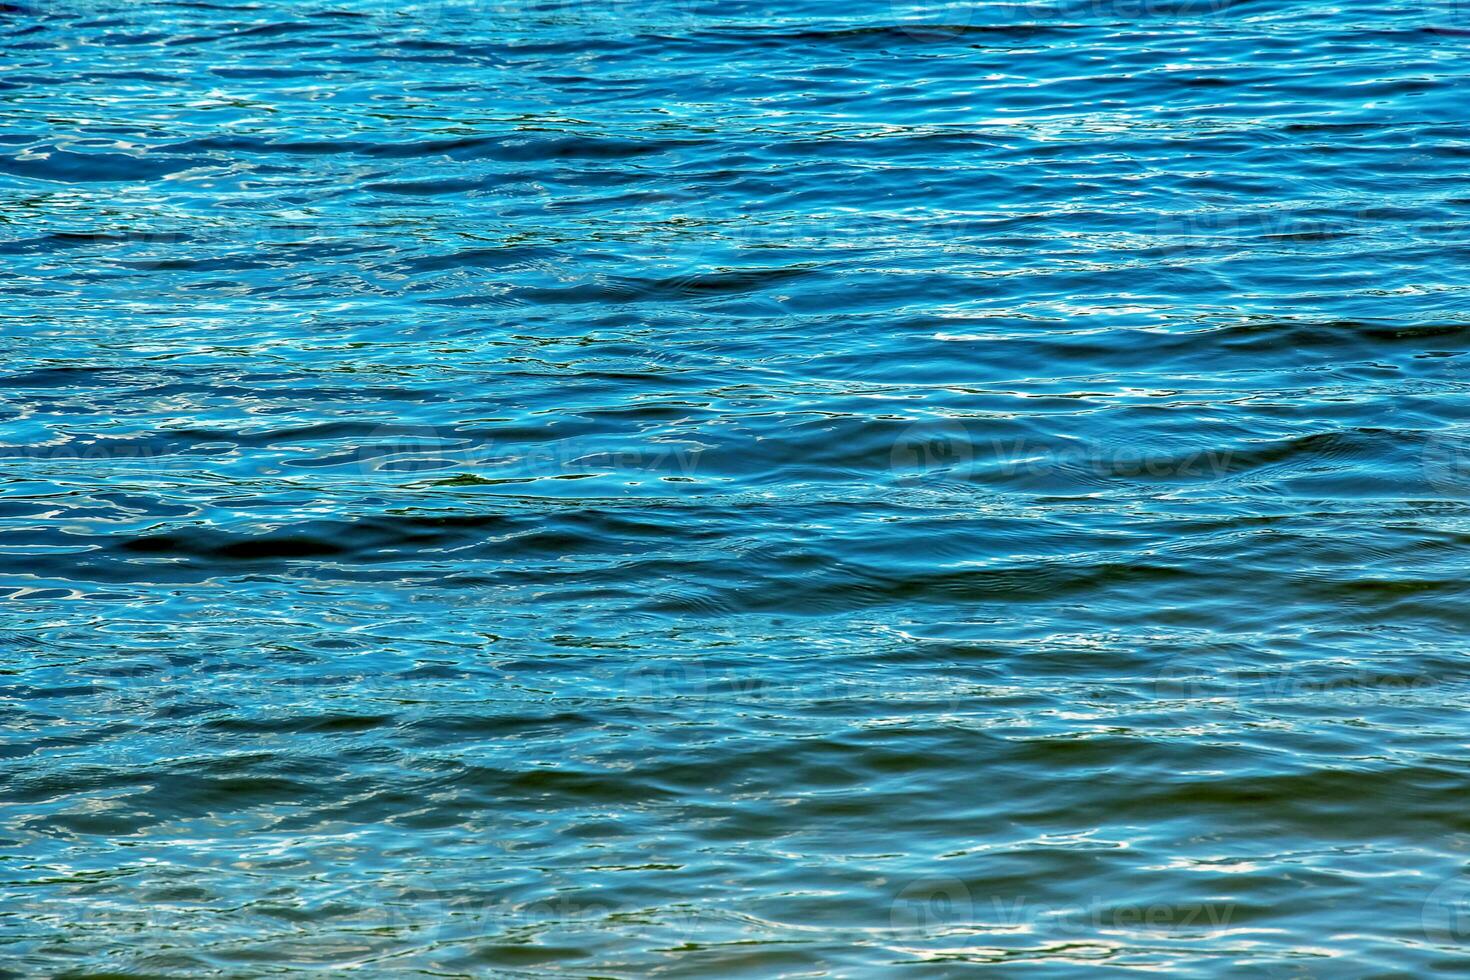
<box><xmin>4</xmin><ymin>0</ymin><xmax>1470</xmax><ymax>974</ymax></box>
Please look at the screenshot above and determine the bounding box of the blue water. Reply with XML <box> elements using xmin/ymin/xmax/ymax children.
<box><xmin>4</xmin><ymin>0</ymin><xmax>1470</xmax><ymax>974</ymax></box>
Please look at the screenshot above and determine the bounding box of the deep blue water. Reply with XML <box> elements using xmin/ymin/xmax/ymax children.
<box><xmin>4</xmin><ymin>0</ymin><xmax>1470</xmax><ymax>974</ymax></box>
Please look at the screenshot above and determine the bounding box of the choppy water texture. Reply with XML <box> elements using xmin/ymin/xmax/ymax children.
<box><xmin>4</xmin><ymin>0</ymin><xmax>1470</xmax><ymax>975</ymax></box>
